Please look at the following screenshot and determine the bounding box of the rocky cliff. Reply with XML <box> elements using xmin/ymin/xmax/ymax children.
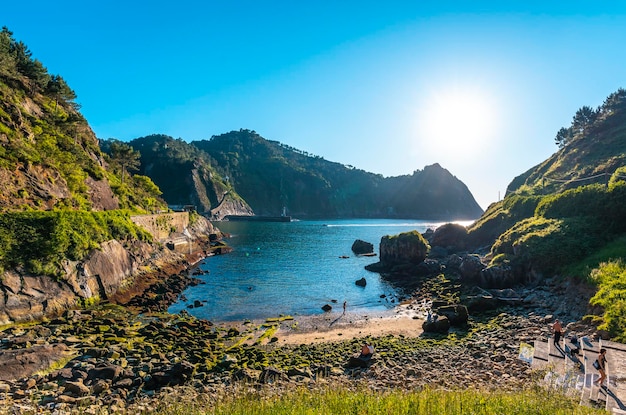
<box><xmin>0</xmin><ymin>214</ymin><xmax>222</xmax><ymax>324</ymax></box>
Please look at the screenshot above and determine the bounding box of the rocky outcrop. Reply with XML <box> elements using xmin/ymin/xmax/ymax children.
<box><xmin>0</xmin><ymin>343</ymin><xmax>72</xmax><ymax>382</ymax></box>
<box><xmin>0</xmin><ymin>215</ymin><xmax>224</xmax><ymax>324</ymax></box>
<box><xmin>209</xmin><ymin>194</ymin><xmax>254</xmax><ymax>221</ymax></box>
<box><xmin>351</xmin><ymin>240</ymin><xmax>374</xmax><ymax>255</ymax></box>
<box><xmin>366</xmin><ymin>231</ymin><xmax>430</xmax><ymax>276</ymax></box>
<box><xmin>379</xmin><ymin>231</ymin><xmax>430</xmax><ymax>266</ymax></box>
<box><xmin>428</xmin><ymin>222</ymin><xmax>469</xmax><ymax>253</ymax></box>
<box><xmin>422</xmin><ymin>315</ymin><xmax>451</xmax><ymax>333</ymax></box>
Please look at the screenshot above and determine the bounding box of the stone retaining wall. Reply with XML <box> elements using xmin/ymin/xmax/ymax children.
<box><xmin>130</xmin><ymin>212</ymin><xmax>189</xmax><ymax>241</ymax></box>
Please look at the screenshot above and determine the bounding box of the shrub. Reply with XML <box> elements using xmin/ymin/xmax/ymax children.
<box><xmin>491</xmin><ymin>216</ymin><xmax>606</xmax><ymax>274</ymax></box>
<box><xmin>589</xmin><ymin>260</ymin><xmax>626</xmax><ymax>342</ymax></box>
<box><xmin>0</xmin><ymin>210</ymin><xmax>151</xmax><ymax>278</ymax></box>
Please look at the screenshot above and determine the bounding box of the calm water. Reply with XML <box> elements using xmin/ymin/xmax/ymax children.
<box><xmin>168</xmin><ymin>219</ymin><xmax>456</xmax><ymax>322</ymax></box>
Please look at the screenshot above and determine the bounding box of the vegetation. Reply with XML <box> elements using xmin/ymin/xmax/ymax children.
<box><xmin>192</xmin><ymin>129</ymin><xmax>483</xmax><ymax>219</ymax></box>
<box><xmin>465</xmin><ymin>88</ymin><xmax>626</xmax><ymax>340</ymax></box>
<box><xmin>108</xmin><ymin>142</ymin><xmax>141</xmax><ymax>185</ymax></box>
<box><xmin>149</xmin><ymin>385</ymin><xmax>605</xmax><ymax>415</ymax></box>
<box><xmin>589</xmin><ymin>260</ymin><xmax>626</xmax><ymax>342</ymax></box>
<box><xmin>0</xmin><ymin>27</ymin><xmax>166</xmax><ymax>213</ymax></box>
<box><xmin>0</xmin><ymin>210</ymin><xmax>151</xmax><ymax>277</ymax></box>
<box><xmin>101</xmin><ymin>135</ymin><xmax>246</xmax><ymax>215</ymax></box>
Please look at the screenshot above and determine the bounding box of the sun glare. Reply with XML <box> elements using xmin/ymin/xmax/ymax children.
<box><xmin>417</xmin><ymin>86</ymin><xmax>498</xmax><ymax>157</ymax></box>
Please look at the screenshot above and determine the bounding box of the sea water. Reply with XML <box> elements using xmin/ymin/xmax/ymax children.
<box><xmin>168</xmin><ymin>219</ymin><xmax>459</xmax><ymax>322</ymax></box>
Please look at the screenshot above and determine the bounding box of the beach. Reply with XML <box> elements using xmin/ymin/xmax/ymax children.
<box><xmin>275</xmin><ymin>302</ymin><xmax>425</xmax><ymax>345</ymax></box>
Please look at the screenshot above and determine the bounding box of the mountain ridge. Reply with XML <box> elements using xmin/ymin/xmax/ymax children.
<box><xmin>123</xmin><ymin>130</ymin><xmax>484</xmax><ymax>220</ymax></box>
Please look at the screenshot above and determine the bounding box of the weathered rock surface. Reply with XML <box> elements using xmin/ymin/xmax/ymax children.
<box><xmin>0</xmin><ymin>343</ymin><xmax>71</xmax><ymax>382</ymax></box>
<box><xmin>379</xmin><ymin>231</ymin><xmax>430</xmax><ymax>266</ymax></box>
<box><xmin>0</xmin><ymin>215</ymin><xmax>225</xmax><ymax>324</ymax></box>
<box><xmin>351</xmin><ymin>239</ymin><xmax>374</xmax><ymax>255</ymax></box>
<box><xmin>429</xmin><ymin>223</ymin><xmax>469</xmax><ymax>252</ymax></box>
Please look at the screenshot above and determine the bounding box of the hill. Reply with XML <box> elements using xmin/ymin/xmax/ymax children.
<box><xmin>465</xmin><ymin>88</ymin><xmax>626</xmax><ymax>340</ymax></box>
<box><xmin>0</xmin><ymin>27</ymin><xmax>163</xmax><ymax>213</ymax></box>
<box><xmin>192</xmin><ymin>129</ymin><xmax>483</xmax><ymax>220</ymax></box>
<box><xmin>101</xmin><ymin>134</ymin><xmax>252</xmax><ymax>219</ymax></box>
<box><xmin>0</xmin><ymin>28</ymin><xmax>223</xmax><ymax>324</ymax></box>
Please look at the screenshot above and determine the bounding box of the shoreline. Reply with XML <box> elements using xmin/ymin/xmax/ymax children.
<box><xmin>257</xmin><ymin>300</ymin><xmax>427</xmax><ymax>345</ymax></box>
<box><xmin>275</xmin><ymin>310</ymin><xmax>425</xmax><ymax>345</ymax></box>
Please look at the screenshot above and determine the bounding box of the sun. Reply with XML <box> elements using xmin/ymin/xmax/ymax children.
<box><xmin>417</xmin><ymin>85</ymin><xmax>498</xmax><ymax>157</ymax></box>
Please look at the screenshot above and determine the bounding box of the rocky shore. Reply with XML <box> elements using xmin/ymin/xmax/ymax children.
<box><xmin>0</xmin><ymin>271</ymin><xmax>600</xmax><ymax>414</ymax></box>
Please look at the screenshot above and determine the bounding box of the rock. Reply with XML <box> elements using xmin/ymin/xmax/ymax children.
<box><xmin>113</xmin><ymin>378</ymin><xmax>134</xmax><ymax>389</ymax></box>
<box><xmin>322</xmin><ymin>304</ymin><xmax>333</xmax><ymax>312</ymax></box>
<box><xmin>233</xmin><ymin>368</ymin><xmax>262</xmax><ymax>382</ymax></box>
<box><xmin>63</xmin><ymin>380</ymin><xmax>90</xmax><ymax>397</ymax></box>
<box><xmin>0</xmin><ymin>343</ymin><xmax>71</xmax><ymax>382</ymax></box>
<box><xmin>430</xmin><ymin>223</ymin><xmax>468</xmax><ymax>252</ymax></box>
<box><xmin>351</xmin><ymin>239</ymin><xmax>374</xmax><ymax>255</ymax></box>
<box><xmin>436</xmin><ymin>305</ymin><xmax>469</xmax><ymax>326</ymax></box>
<box><xmin>379</xmin><ymin>231</ymin><xmax>430</xmax><ymax>267</ymax></box>
<box><xmin>355</xmin><ymin>278</ymin><xmax>367</xmax><ymax>287</ymax></box>
<box><xmin>465</xmin><ymin>296</ymin><xmax>502</xmax><ymax>313</ymax></box>
<box><xmin>458</xmin><ymin>254</ymin><xmax>485</xmax><ymax>281</ymax></box>
<box><xmin>422</xmin><ymin>315</ymin><xmax>451</xmax><ymax>333</ymax></box>
<box><xmin>260</xmin><ymin>367</ymin><xmax>287</xmax><ymax>383</ymax></box>
<box><xmin>87</xmin><ymin>365</ymin><xmax>123</xmax><ymax>382</ymax></box>
<box><xmin>91</xmin><ymin>379</ymin><xmax>110</xmax><ymax>395</ymax></box>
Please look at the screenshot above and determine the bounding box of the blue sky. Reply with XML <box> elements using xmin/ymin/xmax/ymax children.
<box><xmin>4</xmin><ymin>1</ymin><xmax>626</xmax><ymax>210</ymax></box>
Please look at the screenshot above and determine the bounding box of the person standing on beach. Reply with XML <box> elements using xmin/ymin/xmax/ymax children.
<box><xmin>343</xmin><ymin>301</ymin><xmax>347</xmax><ymax>315</ymax></box>
<box><xmin>552</xmin><ymin>319</ymin><xmax>563</xmax><ymax>346</ymax></box>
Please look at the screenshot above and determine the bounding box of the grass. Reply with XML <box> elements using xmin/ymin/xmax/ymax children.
<box><xmin>149</xmin><ymin>385</ymin><xmax>608</xmax><ymax>415</ymax></box>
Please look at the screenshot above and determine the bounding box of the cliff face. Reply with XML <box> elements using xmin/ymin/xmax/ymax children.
<box><xmin>0</xmin><ymin>214</ymin><xmax>221</xmax><ymax>324</ymax></box>
<box><xmin>113</xmin><ymin>135</ymin><xmax>253</xmax><ymax>219</ymax></box>
<box><xmin>0</xmin><ymin>77</ymin><xmax>122</xmax><ymax>212</ymax></box>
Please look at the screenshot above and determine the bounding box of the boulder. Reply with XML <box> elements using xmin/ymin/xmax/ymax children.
<box><xmin>355</xmin><ymin>278</ymin><xmax>367</xmax><ymax>287</ymax></box>
<box><xmin>379</xmin><ymin>231</ymin><xmax>430</xmax><ymax>266</ymax></box>
<box><xmin>422</xmin><ymin>315</ymin><xmax>450</xmax><ymax>333</ymax></box>
<box><xmin>458</xmin><ymin>254</ymin><xmax>485</xmax><ymax>281</ymax></box>
<box><xmin>351</xmin><ymin>239</ymin><xmax>374</xmax><ymax>255</ymax></box>
<box><xmin>478</xmin><ymin>265</ymin><xmax>518</xmax><ymax>288</ymax></box>
<box><xmin>0</xmin><ymin>343</ymin><xmax>71</xmax><ymax>382</ymax></box>
<box><xmin>430</xmin><ymin>223</ymin><xmax>469</xmax><ymax>252</ymax></box>
<box><xmin>322</xmin><ymin>304</ymin><xmax>332</xmax><ymax>312</ymax></box>
<box><xmin>436</xmin><ymin>305</ymin><xmax>469</xmax><ymax>326</ymax></box>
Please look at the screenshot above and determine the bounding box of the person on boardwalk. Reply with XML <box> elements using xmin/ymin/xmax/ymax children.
<box><xmin>552</xmin><ymin>319</ymin><xmax>563</xmax><ymax>346</ymax></box>
<box><xmin>594</xmin><ymin>348</ymin><xmax>607</xmax><ymax>386</ymax></box>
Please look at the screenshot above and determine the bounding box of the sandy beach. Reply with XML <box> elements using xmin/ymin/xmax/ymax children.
<box><xmin>275</xmin><ymin>302</ymin><xmax>426</xmax><ymax>345</ymax></box>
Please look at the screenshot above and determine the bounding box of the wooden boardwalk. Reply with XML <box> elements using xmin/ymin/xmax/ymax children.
<box><xmin>530</xmin><ymin>336</ymin><xmax>626</xmax><ymax>414</ymax></box>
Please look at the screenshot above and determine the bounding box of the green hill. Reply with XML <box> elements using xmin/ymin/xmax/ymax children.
<box><xmin>0</xmin><ymin>27</ymin><xmax>164</xmax><ymax>213</ymax></box>
<box><xmin>192</xmin><ymin>129</ymin><xmax>484</xmax><ymax>220</ymax></box>
<box><xmin>467</xmin><ymin>88</ymin><xmax>626</xmax><ymax>340</ymax></box>
<box><xmin>101</xmin><ymin>134</ymin><xmax>252</xmax><ymax>218</ymax></box>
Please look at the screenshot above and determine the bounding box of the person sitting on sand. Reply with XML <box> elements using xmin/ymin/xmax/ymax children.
<box><xmin>347</xmin><ymin>343</ymin><xmax>375</xmax><ymax>368</ymax></box>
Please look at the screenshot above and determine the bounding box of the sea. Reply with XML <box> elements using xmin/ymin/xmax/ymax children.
<box><xmin>168</xmin><ymin>219</ymin><xmax>470</xmax><ymax>322</ymax></box>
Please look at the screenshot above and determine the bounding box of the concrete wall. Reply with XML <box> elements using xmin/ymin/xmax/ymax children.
<box><xmin>130</xmin><ymin>212</ymin><xmax>189</xmax><ymax>241</ymax></box>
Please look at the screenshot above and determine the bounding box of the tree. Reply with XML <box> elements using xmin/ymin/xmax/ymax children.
<box><xmin>571</xmin><ymin>105</ymin><xmax>597</xmax><ymax>136</ymax></box>
<box><xmin>0</xmin><ymin>27</ymin><xmax>16</xmax><ymax>77</ymax></box>
<box><xmin>110</xmin><ymin>143</ymin><xmax>140</xmax><ymax>184</ymax></box>
<box><xmin>46</xmin><ymin>75</ymin><xmax>78</xmax><ymax>111</ymax></box>
<box><xmin>600</xmin><ymin>88</ymin><xmax>626</xmax><ymax>117</ymax></box>
<box><xmin>554</xmin><ymin>127</ymin><xmax>573</xmax><ymax>148</ymax></box>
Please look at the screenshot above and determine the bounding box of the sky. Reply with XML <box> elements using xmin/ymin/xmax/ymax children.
<box><xmin>4</xmin><ymin>1</ymin><xmax>626</xmax><ymax>210</ymax></box>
